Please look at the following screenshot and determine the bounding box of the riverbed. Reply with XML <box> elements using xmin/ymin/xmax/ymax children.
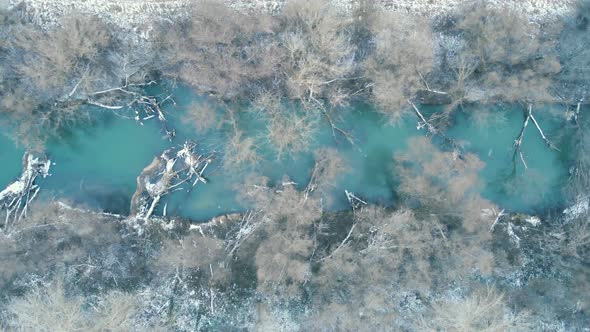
<box><xmin>0</xmin><ymin>86</ymin><xmax>574</xmax><ymax>221</ymax></box>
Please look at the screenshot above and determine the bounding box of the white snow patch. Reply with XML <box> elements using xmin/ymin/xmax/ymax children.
<box><xmin>525</xmin><ymin>216</ymin><xmax>541</xmax><ymax>227</ymax></box>
<box><xmin>563</xmin><ymin>195</ymin><xmax>589</xmax><ymax>220</ymax></box>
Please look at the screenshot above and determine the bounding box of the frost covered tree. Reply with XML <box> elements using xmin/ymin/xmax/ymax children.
<box><xmin>394</xmin><ymin>137</ymin><xmax>498</xmax><ymax>275</ymax></box>
<box><xmin>1</xmin><ymin>13</ymin><xmax>168</xmax><ymax>149</ymax></box>
<box><xmin>449</xmin><ymin>3</ymin><xmax>561</xmax><ymax>104</ymax></box>
<box><xmin>156</xmin><ymin>1</ymin><xmax>279</xmax><ymax>98</ymax></box>
<box><xmin>279</xmin><ymin>0</ymin><xmax>358</xmax><ymax>106</ymax></box>
<box><xmin>4</xmin><ymin>280</ymin><xmax>139</xmax><ymax>332</ymax></box>
<box><xmin>365</xmin><ymin>12</ymin><xmax>434</xmax><ymax>122</ymax></box>
<box><xmin>418</xmin><ymin>287</ymin><xmax>532</xmax><ymax>332</ymax></box>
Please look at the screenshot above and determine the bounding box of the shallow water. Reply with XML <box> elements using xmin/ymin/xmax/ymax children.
<box><xmin>0</xmin><ymin>134</ymin><xmax>24</xmax><ymax>189</ymax></box>
<box><xmin>447</xmin><ymin>104</ymin><xmax>569</xmax><ymax>212</ymax></box>
<box><xmin>0</xmin><ymin>87</ymin><xmax>573</xmax><ymax>220</ymax></box>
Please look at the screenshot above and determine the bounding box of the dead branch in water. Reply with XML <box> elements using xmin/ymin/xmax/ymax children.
<box><xmin>407</xmin><ymin>100</ymin><xmax>465</xmax><ymax>159</ymax></box>
<box><xmin>408</xmin><ymin>99</ymin><xmax>437</xmax><ymax>135</ymax></box>
<box><xmin>90</xmin><ymin>83</ymin><xmax>176</xmax><ymax>141</ymax></box>
<box><xmin>309</xmin><ymin>91</ymin><xmax>357</xmax><ymax>149</ymax></box>
<box><xmin>529</xmin><ymin>110</ymin><xmax>559</xmax><ymax>151</ymax></box>
<box><xmin>512</xmin><ymin>104</ymin><xmax>559</xmax><ymax>171</ymax></box>
<box><xmin>513</xmin><ymin>105</ymin><xmax>531</xmax><ymax>170</ymax></box>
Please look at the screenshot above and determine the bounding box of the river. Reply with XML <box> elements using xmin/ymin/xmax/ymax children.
<box><xmin>0</xmin><ymin>86</ymin><xmax>574</xmax><ymax>220</ymax></box>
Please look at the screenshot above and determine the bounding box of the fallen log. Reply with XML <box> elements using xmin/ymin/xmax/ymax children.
<box><xmin>408</xmin><ymin>99</ymin><xmax>437</xmax><ymax>135</ymax></box>
<box><xmin>129</xmin><ymin>141</ymin><xmax>213</xmax><ymax>222</ymax></box>
<box><xmin>0</xmin><ymin>153</ymin><xmax>51</xmax><ymax>236</ymax></box>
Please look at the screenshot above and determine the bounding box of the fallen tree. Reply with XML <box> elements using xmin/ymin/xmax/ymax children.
<box><xmin>130</xmin><ymin>141</ymin><xmax>213</xmax><ymax>222</ymax></box>
<box><xmin>0</xmin><ymin>153</ymin><xmax>51</xmax><ymax>236</ymax></box>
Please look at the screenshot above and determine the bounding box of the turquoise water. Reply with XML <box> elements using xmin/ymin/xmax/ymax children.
<box><xmin>40</xmin><ymin>114</ymin><xmax>170</xmax><ymax>213</ymax></box>
<box><xmin>447</xmin><ymin>104</ymin><xmax>569</xmax><ymax>211</ymax></box>
<box><xmin>0</xmin><ymin>87</ymin><xmax>572</xmax><ymax>220</ymax></box>
<box><xmin>0</xmin><ymin>134</ymin><xmax>24</xmax><ymax>188</ymax></box>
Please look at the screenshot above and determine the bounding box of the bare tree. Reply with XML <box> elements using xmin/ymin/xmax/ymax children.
<box><xmin>236</xmin><ymin>176</ymin><xmax>323</xmax><ymax>296</ymax></box>
<box><xmin>450</xmin><ymin>3</ymin><xmax>561</xmax><ymax>104</ymax></box>
<box><xmin>354</xmin><ymin>206</ymin><xmax>444</xmax><ymax>288</ymax></box>
<box><xmin>241</xmin><ymin>175</ymin><xmax>322</xmax><ymax>228</ymax></box>
<box><xmin>0</xmin><ymin>201</ymin><xmax>122</xmax><ymax>289</ymax></box>
<box><xmin>2</xmin><ymin>13</ymin><xmax>170</xmax><ymax>149</ymax></box>
<box><xmin>265</xmin><ymin>111</ymin><xmax>319</xmax><ymax>159</ymax></box>
<box><xmin>394</xmin><ymin>137</ymin><xmax>498</xmax><ymax>275</ymax></box>
<box><xmin>92</xmin><ymin>292</ymin><xmax>139</xmax><ymax>332</ymax></box>
<box><xmin>254</xmin><ymin>230</ymin><xmax>313</xmax><ymax>296</ymax></box>
<box><xmin>2</xmin><ymin>14</ymin><xmax>112</xmax><ymax>148</ymax></box>
<box><xmin>222</xmin><ymin>108</ymin><xmax>261</xmax><ymax>169</ymax></box>
<box><xmin>394</xmin><ymin>137</ymin><xmax>489</xmax><ymax>217</ymax></box>
<box><xmin>279</xmin><ymin>0</ymin><xmax>357</xmax><ymax>105</ymax></box>
<box><xmin>418</xmin><ymin>287</ymin><xmax>532</xmax><ymax>332</ymax></box>
<box><xmin>308</xmin><ymin>147</ymin><xmax>349</xmax><ymax>199</ymax></box>
<box><xmin>365</xmin><ymin>12</ymin><xmax>434</xmax><ymax>122</ymax></box>
<box><xmin>157</xmin><ymin>234</ymin><xmax>224</xmax><ymax>272</ymax></box>
<box><xmin>251</xmin><ymin>90</ymin><xmax>346</xmax><ymax>159</ymax></box>
<box><xmin>223</xmin><ymin>129</ymin><xmax>260</xmax><ymax>170</ymax></box>
<box><xmin>307</xmin><ymin>205</ymin><xmax>445</xmax><ymax>330</ymax></box>
<box><xmin>5</xmin><ymin>279</ymin><xmax>140</xmax><ymax>332</ymax></box>
<box><xmin>156</xmin><ymin>1</ymin><xmax>279</xmax><ymax>98</ymax></box>
<box><xmin>271</xmin><ymin>0</ymin><xmax>364</xmax><ymax>147</ymax></box>
<box><xmin>183</xmin><ymin>101</ymin><xmax>220</xmax><ymax>133</ymax></box>
<box><xmin>5</xmin><ymin>280</ymin><xmax>88</xmax><ymax>332</ymax></box>
<box><xmin>156</xmin><ymin>232</ymin><xmax>229</xmax><ymax>287</ymax></box>
<box><xmin>10</xmin><ymin>14</ymin><xmax>112</xmax><ymax>97</ymax></box>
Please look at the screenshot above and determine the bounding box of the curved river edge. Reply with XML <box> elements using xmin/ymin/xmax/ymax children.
<box><xmin>0</xmin><ymin>136</ymin><xmax>582</xmax><ymax>246</ymax></box>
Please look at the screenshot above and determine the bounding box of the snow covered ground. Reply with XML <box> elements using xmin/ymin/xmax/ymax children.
<box><xmin>11</xmin><ymin>0</ymin><xmax>577</xmax><ymax>34</ymax></box>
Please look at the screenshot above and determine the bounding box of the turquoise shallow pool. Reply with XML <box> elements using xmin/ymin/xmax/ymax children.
<box><xmin>0</xmin><ymin>86</ymin><xmax>573</xmax><ymax>220</ymax></box>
